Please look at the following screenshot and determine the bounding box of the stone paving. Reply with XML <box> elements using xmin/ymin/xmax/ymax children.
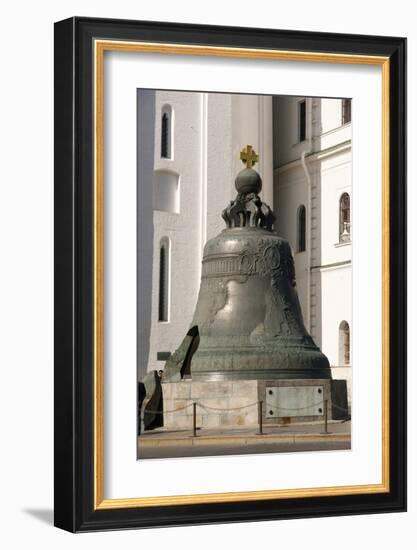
<box><xmin>138</xmin><ymin>419</ymin><xmax>351</xmax><ymax>449</ymax></box>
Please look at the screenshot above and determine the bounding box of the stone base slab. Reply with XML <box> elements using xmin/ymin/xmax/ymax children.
<box><xmin>162</xmin><ymin>379</ymin><xmax>348</xmax><ymax>429</ymax></box>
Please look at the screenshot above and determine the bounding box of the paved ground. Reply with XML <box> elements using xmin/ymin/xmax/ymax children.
<box><xmin>138</xmin><ymin>439</ymin><xmax>350</xmax><ymax>459</ymax></box>
<box><xmin>137</xmin><ymin>420</ymin><xmax>351</xmax><ymax>459</ymax></box>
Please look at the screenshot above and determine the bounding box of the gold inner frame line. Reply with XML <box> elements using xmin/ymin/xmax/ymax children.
<box><xmin>94</xmin><ymin>39</ymin><xmax>390</xmax><ymax>510</ymax></box>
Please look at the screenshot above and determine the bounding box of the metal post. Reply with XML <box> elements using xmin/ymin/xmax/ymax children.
<box><xmin>192</xmin><ymin>402</ymin><xmax>197</xmax><ymax>437</ymax></box>
<box><xmin>322</xmin><ymin>399</ymin><xmax>329</xmax><ymax>434</ymax></box>
<box><xmin>257</xmin><ymin>400</ymin><xmax>263</xmax><ymax>435</ymax></box>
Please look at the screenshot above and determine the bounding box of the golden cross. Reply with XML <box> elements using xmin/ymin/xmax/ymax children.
<box><xmin>240</xmin><ymin>145</ymin><xmax>259</xmax><ymax>169</ymax></box>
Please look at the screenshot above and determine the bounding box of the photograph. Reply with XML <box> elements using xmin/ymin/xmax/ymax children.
<box><xmin>136</xmin><ymin>90</ymin><xmax>352</xmax><ymax>459</ymax></box>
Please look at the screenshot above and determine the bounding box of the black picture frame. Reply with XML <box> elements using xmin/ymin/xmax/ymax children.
<box><xmin>54</xmin><ymin>16</ymin><xmax>406</xmax><ymax>532</ymax></box>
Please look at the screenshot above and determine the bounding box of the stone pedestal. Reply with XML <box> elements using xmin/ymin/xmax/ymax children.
<box><xmin>162</xmin><ymin>378</ymin><xmax>348</xmax><ymax>430</ymax></box>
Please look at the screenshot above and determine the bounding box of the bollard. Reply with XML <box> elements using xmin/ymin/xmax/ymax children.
<box><xmin>257</xmin><ymin>400</ymin><xmax>263</xmax><ymax>435</ymax></box>
<box><xmin>192</xmin><ymin>402</ymin><xmax>197</xmax><ymax>437</ymax></box>
<box><xmin>321</xmin><ymin>399</ymin><xmax>329</xmax><ymax>434</ymax></box>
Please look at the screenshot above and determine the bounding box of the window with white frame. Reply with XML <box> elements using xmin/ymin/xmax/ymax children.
<box><xmin>339</xmin><ymin>192</ymin><xmax>351</xmax><ymax>242</ymax></box>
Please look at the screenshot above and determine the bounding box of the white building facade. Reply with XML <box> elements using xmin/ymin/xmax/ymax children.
<box><xmin>137</xmin><ymin>91</ymin><xmax>352</xmax><ymax>403</ymax></box>
<box><xmin>273</xmin><ymin>96</ymin><xmax>352</xmax><ymax>402</ymax></box>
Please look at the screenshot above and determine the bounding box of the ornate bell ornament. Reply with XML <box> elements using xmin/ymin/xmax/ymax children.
<box><xmin>164</xmin><ymin>146</ymin><xmax>331</xmax><ymax>382</ymax></box>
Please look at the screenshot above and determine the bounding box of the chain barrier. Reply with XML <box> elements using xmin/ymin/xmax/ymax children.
<box><xmin>143</xmin><ymin>400</ymin><xmax>350</xmax><ymax>415</ymax></box>
<box><xmin>144</xmin><ymin>403</ymin><xmax>193</xmax><ymax>415</ymax></box>
<box><xmin>197</xmin><ymin>402</ymin><xmax>258</xmax><ymax>412</ymax></box>
<box><xmin>140</xmin><ymin>398</ymin><xmax>350</xmax><ymax>437</ymax></box>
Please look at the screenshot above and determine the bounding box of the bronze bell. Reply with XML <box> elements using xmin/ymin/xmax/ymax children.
<box><xmin>164</xmin><ymin>146</ymin><xmax>331</xmax><ymax>382</ymax></box>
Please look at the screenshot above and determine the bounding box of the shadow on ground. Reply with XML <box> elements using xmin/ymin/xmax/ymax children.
<box><xmin>23</xmin><ymin>509</ymin><xmax>54</xmax><ymax>525</ymax></box>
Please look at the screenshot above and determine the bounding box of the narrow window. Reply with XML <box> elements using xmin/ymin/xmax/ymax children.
<box><xmin>298</xmin><ymin>100</ymin><xmax>306</xmax><ymax>142</ymax></box>
<box><xmin>161</xmin><ymin>106</ymin><xmax>172</xmax><ymax>159</ymax></box>
<box><xmin>297</xmin><ymin>205</ymin><xmax>306</xmax><ymax>252</ymax></box>
<box><xmin>342</xmin><ymin>99</ymin><xmax>352</xmax><ymax>125</ymax></box>
<box><xmin>339</xmin><ymin>193</ymin><xmax>351</xmax><ymax>242</ymax></box>
<box><xmin>339</xmin><ymin>321</ymin><xmax>350</xmax><ymax>366</ymax></box>
<box><xmin>158</xmin><ymin>239</ymin><xmax>170</xmax><ymax>322</ymax></box>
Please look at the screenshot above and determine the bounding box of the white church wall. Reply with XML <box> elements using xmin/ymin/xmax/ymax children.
<box><xmin>152</xmin><ymin>170</ymin><xmax>180</xmax><ymax>213</ymax></box>
<box><xmin>259</xmin><ymin>96</ymin><xmax>274</xmax><ymax>207</ymax></box>
<box><xmin>319</xmin><ymin>98</ymin><xmax>351</xmax><ymax>150</ymax></box>
<box><xmin>205</xmin><ymin>93</ymin><xmax>274</xmax><ymax>243</ymax></box>
<box><xmin>273</xmin><ymin>165</ymin><xmax>310</xmax><ymax>325</ymax></box>
<box><xmin>272</xmin><ymin>96</ymin><xmax>352</xmax><ymax>404</ymax></box>
<box><xmin>138</xmin><ymin>90</ymin><xmax>274</xmax><ymax>379</ymax></box>
<box><xmin>320</xmin><ymin>265</ymin><xmax>352</xmax><ymax>365</ymax></box>
<box><xmin>320</xmin><ymin>123</ymin><xmax>352</xmax><ymax>151</ymax></box>
<box><xmin>273</xmin><ymin>96</ymin><xmax>313</xmax><ymax>167</ymax></box>
<box><xmin>321</xmin><ymin>98</ymin><xmax>342</xmax><ymax>133</ymax></box>
<box><xmin>137</xmin><ymin>89</ymin><xmax>156</xmax><ymax>381</ymax></box>
<box><xmin>320</xmin><ymin>265</ymin><xmax>352</xmax><ymax>403</ymax></box>
<box><xmin>137</xmin><ymin>90</ymin><xmax>203</xmax><ymax>378</ymax></box>
<box><xmin>310</xmin><ymin>268</ymin><xmax>323</xmax><ymax>348</ymax></box>
<box><xmin>205</xmin><ymin>93</ymin><xmax>234</xmax><ymax>241</ymax></box>
<box><xmin>151</xmin><ymin>91</ymin><xmax>204</xmax><ymax>374</ymax></box>
<box><xmin>232</xmin><ymin>94</ymin><xmax>274</xmax><ymax>206</ymax></box>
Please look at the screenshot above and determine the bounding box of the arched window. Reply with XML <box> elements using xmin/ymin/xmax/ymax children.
<box><xmin>297</xmin><ymin>205</ymin><xmax>306</xmax><ymax>252</ymax></box>
<box><xmin>161</xmin><ymin>105</ymin><xmax>173</xmax><ymax>159</ymax></box>
<box><xmin>339</xmin><ymin>192</ymin><xmax>351</xmax><ymax>242</ymax></box>
<box><xmin>158</xmin><ymin>238</ymin><xmax>170</xmax><ymax>322</ymax></box>
<box><xmin>338</xmin><ymin>321</ymin><xmax>350</xmax><ymax>366</ymax></box>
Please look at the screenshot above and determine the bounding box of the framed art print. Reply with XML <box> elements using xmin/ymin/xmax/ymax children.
<box><xmin>54</xmin><ymin>17</ymin><xmax>406</xmax><ymax>532</ymax></box>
